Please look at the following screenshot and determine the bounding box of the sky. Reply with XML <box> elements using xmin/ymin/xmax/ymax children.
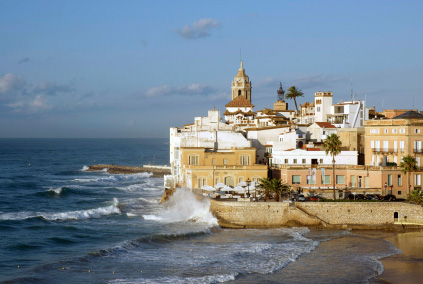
<box><xmin>1</xmin><ymin>0</ymin><xmax>422</xmax><ymax>138</ymax></box>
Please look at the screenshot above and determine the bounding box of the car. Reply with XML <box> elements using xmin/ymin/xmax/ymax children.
<box><xmin>310</xmin><ymin>196</ymin><xmax>322</xmax><ymax>201</ymax></box>
<box><xmin>365</xmin><ymin>194</ymin><xmax>379</xmax><ymax>200</ymax></box>
<box><xmin>383</xmin><ymin>194</ymin><xmax>397</xmax><ymax>201</ymax></box>
<box><xmin>297</xmin><ymin>194</ymin><xmax>305</xmax><ymax>201</ymax></box>
<box><xmin>356</xmin><ymin>194</ymin><xmax>368</xmax><ymax>200</ymax></box>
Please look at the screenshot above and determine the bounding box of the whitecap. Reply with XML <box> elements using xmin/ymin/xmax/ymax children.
<box><xmin>0</xmin><ymin>198</ymin><xmax>121</xmax><ymax>221</ymax></box>
<box><xmin>81</xmin><ymin>165</ymin><xmax>89</xmax><ymax>171</ymax></box>
<box><xmin>108</xmin><ymin>273</ymin><xmax>237</xmax><ymax>284</ymax></box>
<box><xmin>46</xmin><ymin>187</ymin><xmax>63</xmax><ymax>194</ymax></box>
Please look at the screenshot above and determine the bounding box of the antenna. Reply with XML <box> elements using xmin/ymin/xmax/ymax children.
<box><xmin>240</xmin><ymin>48</ymin><xmax>242</xmax><ymax>62</ymax></box>
<box><xmin>350</xmin><ymin>78</ymin><xmax>354</xmax><ymax>101</ymax></box>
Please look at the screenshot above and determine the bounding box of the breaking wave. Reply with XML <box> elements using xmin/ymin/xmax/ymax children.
<box><xmin>81</xmin><ymin>165</ymin><xmax>89</xmax><ymax>171</ymax></box>
<box><xmin>0</xmin><ymin>198</ymin><xmax>121</xmax><ymax>221</ymax></box>
<box><xmin>108</xmin><ymin>273</ymin><xmax>238</xmax><ymax>284</ymax></box>
<box><xmin>142</xmin><ymin>188</ymin><xmax>218</xmax><ymax>226</ymax></box>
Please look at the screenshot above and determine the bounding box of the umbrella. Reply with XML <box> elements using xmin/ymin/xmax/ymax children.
<box><xmin>233</xmin><ymin>186</ymin><xmax>246</xmax><ymax>193</ymax></box>
<box><xmin>201</xmin><ymin>185</ymin><xmax>216</xmax><ymax>191</ymax></box>
<box><xmin>214</xmin><ymin>183</ymin><xmax>226</xmax><ymax>189</ymax></box>
<box><xmin>237</xmin><ymin>181</ymin><xmax>247</xmax><ymax>187</ymax></box>
<box><xmin>220</xmin><ymin>186</ymin><xmax>233</xmax><ymax>192</ymax></box>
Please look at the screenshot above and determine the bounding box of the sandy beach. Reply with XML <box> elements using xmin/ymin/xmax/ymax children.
<box><xmin>365</xmin><ymin>230</ymin><xmax>423</xmax><ymax>284</ymax></box>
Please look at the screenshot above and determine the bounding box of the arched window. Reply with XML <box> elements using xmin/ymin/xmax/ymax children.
<box><xmin>224</xmin><ymin>176</ymin><xmax>234</xmax><ymax>187</ymax></box>
<box><xmin>238</xmin><ymin>90</ymin><xmax>241</xmax><ymax>96</ymax></box>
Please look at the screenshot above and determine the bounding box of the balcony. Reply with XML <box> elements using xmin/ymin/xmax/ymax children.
<box><xmin>372</xmin><ymin>148</ymin><xmax>399</xmax><ymax>154</ymax></box>
<box><xmin>414</xmin><ymin>149</ymin><xmax>423</xmax><ymax>154</ymax></box>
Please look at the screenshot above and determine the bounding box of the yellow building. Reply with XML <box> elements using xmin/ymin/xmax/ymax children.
<box><xmin>364</xmin><ymin>111</ymin><xmax>423</xmax><ymax>167</ymax></box>
<box><xmin>180</xmin><ymin>147</ymin><xmax>267</xmax><ymax>189</ymax></box>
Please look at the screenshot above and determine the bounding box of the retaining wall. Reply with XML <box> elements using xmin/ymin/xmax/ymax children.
<box><xmin>209</xmin><ymin>200</ymin><xmax>423</xmax><ymax>228</ymax></box>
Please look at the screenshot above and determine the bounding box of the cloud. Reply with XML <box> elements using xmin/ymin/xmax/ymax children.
<box><xmin>145</xmin><ymin>83</ymin><xmax>215</xmax><ymax>97</ymax></box>
<box><xmin>7</xmin><ymin>94</ymin><xmax>51</xmax><ymax>112</ymax></box>
<box><xmin>175</xmin><ymin>18</ymin><xmax>221</xmax><ymax>40</ymax></box>
<box><xmin>0</xmin><ymin>73</ymin><xmax>26</xmax><ymax>96</ymax></box>
<box><xmin>18</xmin><ymin>57</ymin><xmax>31</xmax><ymax>64</ymax></box>
<box><xmin>34</xmin><ymin>81</ymin><xmax>75</xmax><ymax>96</ymax></box>
<box><xmin>292</xmin><ymin>75</ymin><xmax>344</xmax><ymax>90</ymax></box>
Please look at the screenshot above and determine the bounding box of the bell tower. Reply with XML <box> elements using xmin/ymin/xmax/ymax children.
<box><xmin>231</xmin><ymin>61</ymin><xmax>252</xmax><ymax>102</ymax></box>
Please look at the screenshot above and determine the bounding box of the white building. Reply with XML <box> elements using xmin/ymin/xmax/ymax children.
<box><xmin>272</xmin><ymin>149</ymin><xmax>358</xmax><ymax>167</ymax></box>
<box><xmin>327</xmin><ymin>100</ymin><xmax>369</xmax><ymax>128</ymax></box>
<box><xmin>307</xmin><ymin>122</ymin><xmax>338</xmax><ymax>143</ymax></box>
<box><xmin>169</xmin><ymin>108</ymin><xmax>251</xmax><ymax>187</ymax></box>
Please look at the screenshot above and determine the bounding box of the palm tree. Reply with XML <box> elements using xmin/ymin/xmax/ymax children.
<box><xmin>285</xmin><ymin>86</ymin><xmax>304</xmax><ymax>112</ymax></box>
<box><xmin>323</xmin><ymin>133</ymin><xmax>342</xmax><ymax>200</ymax></box>
<box><xmin>258</xmin><ymin>177</ymin><xmax>272</xmax><ymax>200</ymax></box>
<box><xmin>400</xmin><ymin>155</ymin><xmax>418</xmax><ymax>195</ymax></box>
<box><xmin>269</xmin><ymin>179</ymin><xmax>290</xmax><ymax>201</ymax></box>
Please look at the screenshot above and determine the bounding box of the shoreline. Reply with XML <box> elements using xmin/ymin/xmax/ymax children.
<box><xmin>367</xmin><ymin>230</ymin><xmax>423</xmax><ymax>284</ymax></box>
<box><xmin>87</xmin><ymin>164</ymin><xmax>170</xmax><ymax>177</ymax></box>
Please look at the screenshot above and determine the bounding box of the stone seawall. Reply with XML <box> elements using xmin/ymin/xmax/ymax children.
<box><xmin>210</xmin><ymin>200</ymin><xmax>423</xmax><ymax>229</ymax></box>
<box><xmin>88</xmin><ymin>164</ymin><xmax>170</xmax><ymax>177</ymax></box>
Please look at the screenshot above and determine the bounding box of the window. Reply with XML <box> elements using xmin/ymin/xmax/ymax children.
<box><xmin>189</xmin><ymin>155</ymin><xmax>199</xmax><ymax>165</ymax></box>
<box><xmin>400</xmin><ymin>141</ymin><xmax>405</xmax><ymax>152</ymax></box>
<box><xmin>317</xmin><ymin>107</ymin><xmax>321</xmax><ymax>112</ymax></box>
<box><xmin>375</xmin><ymin>141</ymin><xmax>380</xmax><ymax>151</ymax></box>
<box><xmin>319</xmin><ymin>159</ymin><xmax>323</xmax><ymax>164</ymax></box>
<box><xmin>316</xmin><ymin>99</ymin><xmax>321</xmax><ymax>104</ymax></box>
<box><xmin>351</xmin><ymin>175</ymin><xmax>356</xmax><ymax>187</ymax></box>
<box><xmin>223</xmin><ymin>159</ymin><xmax>228</xmax><ymax>165</ymax></box>
<box><xmin>302</xmin><ymin>159</ymin><xmax>306</xmax><ymax>164</ymax></box>
<box><xmin>238</xmin><ymin>177</ymin><xmax>244</xmax><ymax>184</ymax></box>
<box><xmin>336</xmin><ymin>175</ymin><xmax>345</xmax><ymax>184</ymax></box>
<box><xmin>414</xmin><ymin>141</ymin><xmax>422</xmax><ymax>152</ymax></box>
<box><xmin>392</xmin><ymin>129</ymin><xmax>397</xmax><ymax>134</ymax></box>
<box><xmin>307</xmin><ymin>175</ymin><xmax>316</xmax><ymax>184</ymax></box>
<box><xmin>398</xmin><ymin>191</ymin><xmax>402</xmax><ymax>195</ymax></box>
<box><xmin>284</xmin><ymin>159</ymin><xmax>288</xmax><ymax>164</ymax></box>
<box><xmin>415</xmin><ymin>129</ymin><xmax>420</xmax><ymax>134</ymax></box>
<box><xmin>400</xmin><ymin>128</ymin><xmax>405</xmax><ymax>134</ymax></box>
<box><xmin>393</xmin><ymin>141</ymin><xmax>398</xmax><ymax>152</ymax></box>
<box><xmin>398</xmin><ymin>175</ymin><xmax>402</xmax><ymax>186</ymax></box>
<box><xmin>279</xmin><ymin>137</ymin><xmax>284</xmax><ymax>142</ymax></box>
<box><xmin>292</xmin><ymin>175</ymin><xmax>301</xmax><ymax>184</ymax></box>
<box><xmin>388</xmin><ymin>174</ymin><xmax>393</xmax><ymax>186</ymax></box>
<box><xmin>293</xmin><ymin>159</ymin><xmax>297</xmax><ymax>164</ymax></box>
<box><xmin>383</xmin><ymin>141</ymin><xmax>388</xmax><ymax>152</ymax></box>
<box><xmin>322</xmin><ymin>175</ymin><xmax>330</xmax><ymax>184</ymax></box>
<box><xmin>240</xmin><ymin>155</ymin><xmax>250</xmax><ymax>165</ymax></box>
<box><xmin>415</xmin><ymin>174</ymin><xmax>422</xmax><ymax>186</ymax></box>
<box><xmin>384</xmin><ymin>129</ymin><xmax>388</xmax><ymax>134</ymax></box>
<box><xmin>215</xmin><ymin>178</ymin><xmax>219</xmax><ymax>185</ymax></box>
<box><xmin>212</xmin><ymin>158</ymin><xmax>215</xmax><ymax>165</ymax></box>
<box><xmin>371</xmin><ymin>140</ymin><xmax>375</xmax><ymax>149</ymax></box>
<box><xmin>198</xmin><ymin>177</ymin><xmax>207</xmax><ymax>188</ymax></box>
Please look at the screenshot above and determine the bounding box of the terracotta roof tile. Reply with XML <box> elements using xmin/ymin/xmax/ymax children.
<box><xmin>225</xmin><ymin>95</ymin><xmax>255</xmax><ymax>108</ymax></box>
<box><xmin>315</xmin><ymin>122</ymin><xmax>337</xmax><ymax>128</ymax></box>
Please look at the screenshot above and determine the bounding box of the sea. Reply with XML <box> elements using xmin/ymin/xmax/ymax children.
<box><xmin>0</xmin><ymin>138</ymin><xmax>401</xmax><ymax>284</ymax></box>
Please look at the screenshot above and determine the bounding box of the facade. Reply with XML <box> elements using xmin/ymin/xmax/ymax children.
<box><xmin>272</xmin><ymin>149</ymin><xmax>358</xmax><ymax>167</ymax></box>
<box><xmin>314</xmin><ymin>92</ymin><xmax>333</xmax><ymax>123</ymax></box>
<box><xmin>180</xmin><ymin>147</ymin><xmax>267</xmax><ymax>189</ymax></box>
<box><xmin>364</xmin><ymin>111</ymin><xmax>423</xmax><ymax>167</ymax></box>
<box><xmin>307</xmin><ymin>122</ymin><xmax>338</xmax><ymax>143</ymax></box>
<box><xmin>328</xmin><ymin>100</ymin><xmax>369</xmax><ymax>128</ymax></box>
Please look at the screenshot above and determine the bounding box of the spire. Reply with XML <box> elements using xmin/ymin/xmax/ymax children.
<box><xmin>277</xmin><ymin>82</ymin><xmax>285</xmax><ymax>101</ymax></box>
<box><xmin>240</xmin><ymin>61</ymin><xmax>244</xmax><ymax>70</ymax></box>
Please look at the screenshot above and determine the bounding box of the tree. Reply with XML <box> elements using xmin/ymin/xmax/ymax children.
<box><xmin>285</xmin><ymin>86</ymin><xmax>304</xmax><ymax>112</ymax></box>
<box><xmin>400</xmin><ymin>155</ymin><xmax>418</xmax><ymax>195</ymax></box>
<box><xmin>323</xmin><ymin>133</ymin><xmax>342</xmax><ymax>200</ymax></box>
<box><xmin>269</xmin><ymin>178</ymin><xmax>290</xmax><ymax>201</ymax></box>
<box><xmin>258</xmin><ymin>177</ymin><xmax>272</xmax><ymax>200</ymax></box>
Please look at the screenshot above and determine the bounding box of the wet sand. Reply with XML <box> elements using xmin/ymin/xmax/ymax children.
<box><xmin>368</xmin><ymin>230</ymin><xmax>423</xmax><ymax>284</ymax></box>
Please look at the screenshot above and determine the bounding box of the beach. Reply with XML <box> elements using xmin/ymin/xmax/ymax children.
<box><xmin>368</xmin><ymin>230</ymin><xmax>423</xmax><ymax>284</ymax></box>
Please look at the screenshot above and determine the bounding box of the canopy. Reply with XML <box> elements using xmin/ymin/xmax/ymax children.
<box><xmin>201</xmin><ymin>185</ymin><xmax>216</xmax><ymax>191</ymax></box>
<box><xmin>214</xmin><ymin>183</ymin><xmax>226</xmax><ymax>189</ymax></box>
<box><xmin>233</xmin><ymin>186</ymin><xmax>246</xmax><ymax>193</ymax></box>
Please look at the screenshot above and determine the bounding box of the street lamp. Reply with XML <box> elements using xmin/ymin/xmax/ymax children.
<box><xmin>384</xmin><ymin>182</ymin><xmax>387</xmax><ymax>196</ymax></box>
<box><xmin>246</xmin><ymin>178</ymin><xmax>251</xmax><ymax>198</ymax></box>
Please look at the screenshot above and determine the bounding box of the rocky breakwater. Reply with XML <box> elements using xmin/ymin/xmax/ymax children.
<box><xmin>87</xmin><ymin>164</ymin><xmax>170</xmax><ymax>178</ymax></box>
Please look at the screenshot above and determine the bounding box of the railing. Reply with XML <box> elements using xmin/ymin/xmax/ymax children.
<box><xmin>372</xmin><ymin>148</ymin><xmax>398</xmax><ymax>153</ymax></box>
<box><xmin>414</xmin><ymin>149</ymin><xmax>423</xmax><ymax>154</ymax></box>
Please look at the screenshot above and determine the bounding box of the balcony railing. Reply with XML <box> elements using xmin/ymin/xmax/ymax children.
<box><xmin>413</xmin><ymin>149</ymin><xmax>423</xmax><ymax>154</ymax></box>
<box><xmin>372</xmin><ymin>148</ymin><xmax>400</xmax><ymax>153</ymax></box>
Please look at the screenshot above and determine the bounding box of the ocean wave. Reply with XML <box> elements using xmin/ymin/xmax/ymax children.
<box><xmin>81</xmin><ymin>165</ymin><xmax>89</xmax><ymax>171</ymax></box>
<box><xmin>108</xmin><ymin>273</ymin><xmax>238</xmax><ymax>284</ymax></box>
<box><xmin>0</xmin><ymin>198</ymin><xmax>121</xmax><ymax>221</ymax></box>
<box><xmin>143</xmin><ymin>188</ymin><xmax>218</xmax><ymax>226</ymax></box>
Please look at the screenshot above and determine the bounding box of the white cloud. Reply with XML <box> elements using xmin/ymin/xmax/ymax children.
<box><xmin>175</xmin><ymin>18</ymin><xmax>221</xmax><ymax>40</ymax></box>
<box><xmin>145</xmin><ymin>83</ymin><xmax>214</xmax><ymax>97</ymax></box>
<box><xmin>0</xmin><ymin>73</ymin><xmax>26</xmax><ymax>95</ymax></box>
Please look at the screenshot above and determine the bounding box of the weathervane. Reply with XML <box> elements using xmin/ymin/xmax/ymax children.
<box><xmin>277</xmin><ymin>82</ymin><xmax>285</xmax><ymax>101</ymax></box>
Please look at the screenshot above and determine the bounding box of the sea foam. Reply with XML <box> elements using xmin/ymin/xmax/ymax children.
<box><xmin>142</xmin><ymin>187</ymin><xmax>218</xmax><ymax>226</ymax></box>
<box><xmin>0</xmin><ymin>198</ymin><xmax>121</xmax><ymax>221</ymax></box>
